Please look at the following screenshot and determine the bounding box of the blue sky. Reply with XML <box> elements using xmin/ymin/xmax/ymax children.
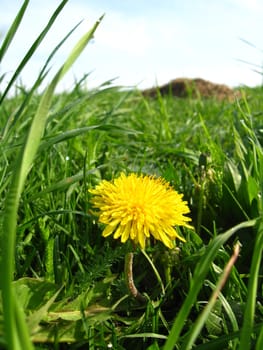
<box><xmin>1</xmin><ymin>0</ymin><xmax>263</xmax><ymax>92</ymax></box>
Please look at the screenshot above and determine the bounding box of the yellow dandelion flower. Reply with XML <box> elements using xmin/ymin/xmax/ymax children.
<box><xmin>89</xmin><ymin>173</ymin><xmax>193</xmax><ymax>249</ymax></box>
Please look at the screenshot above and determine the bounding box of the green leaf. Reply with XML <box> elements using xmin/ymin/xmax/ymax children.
<box><xmin>246</xmin><ymin>176</ymin><xmax>259</xmax><ymax>205</ymax></box>
<box><xmin>205</xmin><ymin>300</ymin><xmax>223</xmax><ymax>335</ymax></box>
<box><xmin>13</xmin><ymin>278</ymin><xmax>57</xmax><ymax>310</ymax></box>
<box><xmin>226</xmin><ymin>160</ymin><xmax>241</xmax><ymax>192</ymax></box>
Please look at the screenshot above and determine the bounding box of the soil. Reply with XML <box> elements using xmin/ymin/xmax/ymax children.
<box><xmin>142</xmin><ymin>78</ymin><xmax>240</xmax><ymax>101</ymax></box>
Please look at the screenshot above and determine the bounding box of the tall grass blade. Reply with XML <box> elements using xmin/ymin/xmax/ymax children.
<box><xmin>0</xmin><ymin>0</ymin><xmax>68</xmax><ymax>103</ymax></box>
<box><xmin>0</xmin><ymin>0</ymin><xmax>29</xmax><ymax>62</ymax></box>
<box><xmin>0</xmin><ymin>16</ymin><xmax>103</xmax><ymax>350</ymax></box>
<box><xmin>163</xmin><ymin>219</ymin><xmax>256</xmax><ymax>350</ymax></box>
<box><xmin>182</xmin><ymin>243</ymin><xmax>240</xmax><ymax>349</ymax></box>
<box><xmin>256</xmin><ymin>325</ymin><xmax>263</xmax><ymax>350</ymax></box>
<box><xmin>239</xmin><ymin>220</ymin><xmax>263</xmax><ymax>349</ymax></box>
<box><xmin>39</xmin><ymin>123</ymin><xmax>137</xmax><ymax>152</ymax></box>
<box><xmin>1</xmin><ymin>20</ymin><xmax>83</xmax><ymax>141</ymax></box>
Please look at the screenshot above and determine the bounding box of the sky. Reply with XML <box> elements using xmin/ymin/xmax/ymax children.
<box><xmin>1</xmin><ymin>0</ymin><xmax>263</xmax><ymax>93</ymax></box>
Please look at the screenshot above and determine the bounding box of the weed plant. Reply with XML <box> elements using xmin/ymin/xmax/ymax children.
<box><xmin>0</xmin><ymin>1</ymin><xmax>262</xmax><ymax>349</ymax></box>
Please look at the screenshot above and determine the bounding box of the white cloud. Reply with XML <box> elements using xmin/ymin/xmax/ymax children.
<box><xmin>95</xmin><ymin>14</ymin><xmax>152</xmax><ymax>56</ymax></box>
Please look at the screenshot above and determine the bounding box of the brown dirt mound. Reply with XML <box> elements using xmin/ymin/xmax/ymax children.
<box><xmin>142</xmin><ymin>78</ymin><xmax>240</xmax><ymax>101</ymax></box>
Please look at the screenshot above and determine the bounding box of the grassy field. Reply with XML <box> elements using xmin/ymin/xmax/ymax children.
<box><xmin>0</xmin><ymin>2</ymin><xmax>263</xmax><ymax>350</ymax></box>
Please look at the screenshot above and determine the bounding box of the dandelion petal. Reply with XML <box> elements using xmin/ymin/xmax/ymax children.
<box><xmin>90</xmin><ymin>173</ymin><xmax>193</xmax><ymax>249</ymax></box>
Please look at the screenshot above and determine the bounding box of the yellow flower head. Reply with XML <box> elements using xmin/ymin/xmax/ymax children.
<box><xmin>89</xmin><ymin>173</ymin><xmax>192</xmax><ymax>249</ymax></box>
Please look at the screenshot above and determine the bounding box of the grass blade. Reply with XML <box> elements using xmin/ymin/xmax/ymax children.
<box><xmin>1</xmin><ymin>20</ymin><xmax>83</xmax><ymax>141</ymax></box>
<box><xmin>256</xmin><ymin>324</ymin><xmax>263</xmax><ymax>350</ymax></box>
<box><xmin>0</xmin><ymin>0</ymin><xmax>29</xmax><ymax>62</ymax></box>
<box><xmin>0</xmin><ymin>0</ymin><xmax>68</xmax><ymax>103</ymax></box>
<box><xmin>0</xmin><ymin>16</ymin><xmax>103</xmax><ymax>350</ymax></box>
<box><xmin>163</xmin><ymin>219</ymin><xmax>256</xmax><ymax>350</ymax></box>
<box><xmin>182</xmin><ymin>243</ymin><xmax>240</xmax><ymax>349</ymax></box>
<box><xmin>239</xmin><ymin>220</ymin><xmax>263</xmax><ymax>349</ymax></box>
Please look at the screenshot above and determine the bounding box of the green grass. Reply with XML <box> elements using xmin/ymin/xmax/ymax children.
<box><xmin>0</xmin><ymin>2</ymin><xmax>263</xmax><ymax>349</ymax></box>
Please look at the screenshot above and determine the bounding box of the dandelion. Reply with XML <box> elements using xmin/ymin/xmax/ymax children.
<box><xmin>89</xmin><ymin>173</ymin><xmax>192</xmax><ymax>250</ymax></box>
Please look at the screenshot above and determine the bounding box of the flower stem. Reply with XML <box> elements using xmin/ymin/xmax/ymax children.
<box><xmin>124</xmin><ymin>252</ymin><xmax>147</xmax><ymax>303</ymax></box>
